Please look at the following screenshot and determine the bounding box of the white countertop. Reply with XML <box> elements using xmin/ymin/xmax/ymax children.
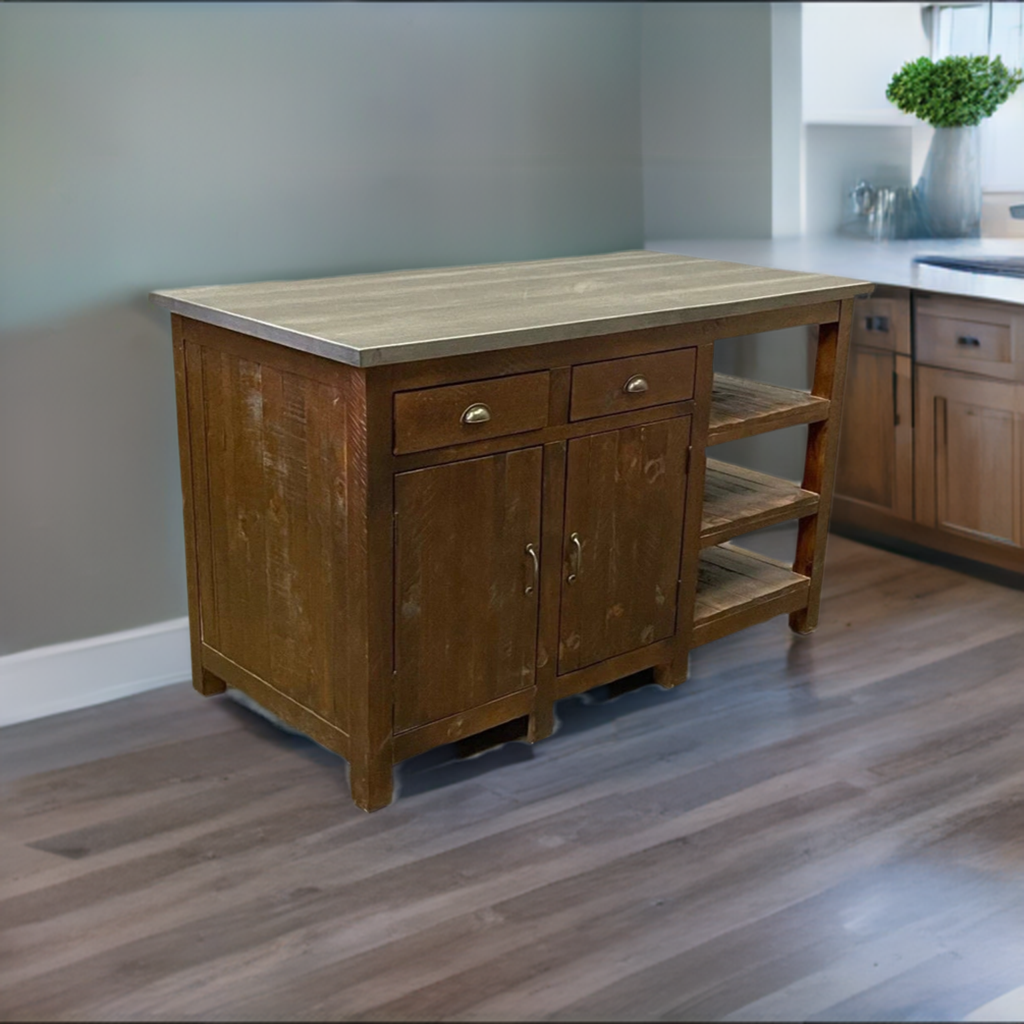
<box><xmin>646</xmin><ymin>237</ymin><xmax>1024</xmax><ymax>307</ymax></box>
<box><xmin>152</xmin><ymin>250</ymin><xmax>868</xmax><ymax>368</ymax></box>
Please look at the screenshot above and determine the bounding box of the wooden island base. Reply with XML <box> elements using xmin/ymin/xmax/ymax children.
<box><xmin>157</xmin><ymin>252</ymin><xmax>867</xmax><ymax>811</ymax></box>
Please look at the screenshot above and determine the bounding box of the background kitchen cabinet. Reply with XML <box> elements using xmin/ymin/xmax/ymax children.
<box><xmin>833</xmin><ymin>286</ymin><xmax>1024</xmax><ymax>575</ymax></box>
<box><xmin>914</xmin><ymin>367</ymin><xmax>1023</xmax><ymax>550</ymax></box>
<box><xmin>834</xmin><ymin>285</ymin><xmax>914</xmax><ymax>521</ymax></box>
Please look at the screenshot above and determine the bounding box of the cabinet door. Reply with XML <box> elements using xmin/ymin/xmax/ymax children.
<box><xmin>835</xmin><ymin>344</ymin><xmax>913</xmax><ymax>519</ymax></box>
<box><xmin>915</xmin><ymin>366</ymin><xmax>1022</xmax><ymax>547</ymax></box>
<box><xmin>558</xmin><ymin>417</ymin><xmax>690</xmax><ymax>674</ymax></box>
<box><xmin>394</xmin><ymin>448</ymin><xmax>542</xmax><ymax>732</ymax></box>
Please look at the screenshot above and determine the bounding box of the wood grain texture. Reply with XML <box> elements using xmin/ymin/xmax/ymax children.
<box><xmin>568</xmin><ymin>346</ymin><xmax>696</xmax><ymax>421</ymax></box>
<box><xmin>913</xmin><ymin>366</ymin><xmax>1022</xmax><ymax>548</ymax></box>
<box><xmin>701</xmin><ymin>460</ymin><xmax>819</xmax><ymax>547</ymax></box>
<box><xmin>392</xmin><ymin>371</ymin><xmax>549</xmax><ymax>455</ymax></box>
<box><xmin>532</xmin><ymin>441</ymin><xmax>568</xmax><ymax>741</ymax></box>
<box><xmin>347</xmin><ymin>365</ymin><xmax>398</xmax><ymax>813</ymax></box>
<box><xmin>657</xmin><ymin>341</ymin><xmax>717</xmax><ymax>691</ymax></box>
<box><xmin>394</xmin><ymin>449</ymin><xmax>543</xmax><ymax>732</ymax></box>
<box><xmin>5</xmin><ymin>532</ymin><xmax>1024</xmax><ymax>1022</ymax></box>
<box><xmin>151</xmin><ymin>251</ymin><xmax>869</xmax><ymax>367</ymax></box>
<box><xmin>557</xmin><ymin>418</ymin><xmax>691</xmax><ymax>674</ymax></box>
<box><xmin>915</xmin><ymin>292</ymin><xmax>1024</xmax><ymax>383</ymax></box>
<box><xmin>693</xmin><ymin>544</ymin><xmax>810</xmax><ymax>647</ymax></box>
<box><xmin>790</xmin><ymin>299</ymin><xmax>855</xmax><ymax>634</ymax></box>
<box><xmin>170</xmin><ymin>277</ymin><xmax>854</xmax><ymax>814</ymax></box>
<box><xmin>190</xmin><ymin>333</ymin><xmax>352</xmax><ymax>729</ymax></box>
<box><xmin>708</xmin><ymin>373</ymin><xmax>830</xmax><ymax>445</ymax></box>
<box><xmin>391</xmin><ymin>689</ymin><xmax>536</xmax><ymax>763</ymax></box>
<box><xmin>835</xmin><ymin>344</ymin><xmax>899</xmax><ymax>512</ymax></box>
<box><xmin>832</xmin><ymin>494</ymin><xmax>1024</xmax><ymax>574</ymax></box>
<box><xmin>849</xmin><ymin>284</ymin><xmax>912</xmax><ymax>356</ymax></box>
<box><xmin>170</xmin><ymin>321</ymin><xmax>212</xmax><ymax>697</ymax></box>
<box><xmin>382</xmin><ymin>302</ymin><xmax>839</xmax><ymax>393</ymax></box>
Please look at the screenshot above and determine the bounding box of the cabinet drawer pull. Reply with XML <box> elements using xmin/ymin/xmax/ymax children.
<box><xmin>525</xmin><ymin>543</ymin><xmax>539</xmax><ymax>595</ymax></box>
<box><xmin>956</xmin><ymin>335</ymin><xmax>981</xmax><ymax>348</ymax></box>
<box><xmin>461</xmin><ymin>403</ymin><xmax>492</xmax><ymax>424</ymax></box>
<box><xmin>567</xmin><ymin>532</ymin><xmax>582</xmax><ymax>583</ymax></box>
<box><xmin>865</xmin><ymin>315</ymin><xmax>890</xmax><ymax>332</ymax></box>
<box><xmin>623</xmin><ymin>374</ymin><xmax>649</xmax><ymax>394</ymax></box>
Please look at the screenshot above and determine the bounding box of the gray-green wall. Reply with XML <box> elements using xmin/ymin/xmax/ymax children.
<box><xmin>0</xmin><ymin>2</ymin><xmax>786</xmax><ymax>658</ymax></box>
<box><xmin>0</xmin><ymin>2</ymin><xmax>644</xmax><ymax>655</ymax></box>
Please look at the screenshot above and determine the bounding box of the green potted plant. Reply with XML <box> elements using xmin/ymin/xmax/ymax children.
<box><xmin>886</xmin><ymin>55</ymin><xmax>1023</xmax><ymax>237</ymax></box>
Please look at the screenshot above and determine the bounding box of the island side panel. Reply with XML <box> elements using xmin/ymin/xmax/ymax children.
<box><xmin>172</xmin><ymin>317</ymin><xmax>374</xmax><ymax>758</ymax></box>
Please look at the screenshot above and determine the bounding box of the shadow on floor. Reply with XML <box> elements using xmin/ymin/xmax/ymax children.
<box><xmin>216</xmin><ymin>670</ymin><xmax>689</xmax><ymax>800</ymax></box>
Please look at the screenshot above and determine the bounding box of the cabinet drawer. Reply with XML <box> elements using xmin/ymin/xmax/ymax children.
<box><xmin>394</xmin><ymin>371</ymin><xmax>550</xmax><ymax>455</ymax></box>
<box><xmin>915</xmin><ymin>294</ymin><xmax>1022</xmax><ymax>381</ymax></box>
<box><xmin>569</xmin><ymin>347</ymin><xmax>696</xmax><ymax>422</ymax></box>
<box><xmin>851</xmin><ymin>290</ymin><xmax>910</xmax><ymax>354</ymax></box>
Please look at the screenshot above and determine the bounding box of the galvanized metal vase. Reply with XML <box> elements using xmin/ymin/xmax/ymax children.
<box><xmin>915</xmin><ymin>125</ymin><xmax>982</xmax><ymax>238</ymax></box>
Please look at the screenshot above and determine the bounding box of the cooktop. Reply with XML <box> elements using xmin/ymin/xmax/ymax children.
<box><xmin>914</xmin><ymin>254</ymin><xmax>1024</xmax><ymax>279</ymax></box>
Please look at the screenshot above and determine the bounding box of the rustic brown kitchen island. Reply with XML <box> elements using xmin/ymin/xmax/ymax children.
<box><xmin>153</xmin><ymin>251</ymin><xmax>869</xmax><ymax>811</ymax></box>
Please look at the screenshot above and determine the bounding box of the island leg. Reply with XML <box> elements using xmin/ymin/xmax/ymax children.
<box><xmin>349</xmin><ymin>749</ymin><xmax>395</xmax><ymax>813</ymax></box>
<box><xmin>654</xmin><ymin>652</ymin><xmax>689</xmax><ymax>689</ymax></box>
<box><xmin>790</xmin><ymin>300</ymin><xmax>854</xmax><ymax>634</ymax></box>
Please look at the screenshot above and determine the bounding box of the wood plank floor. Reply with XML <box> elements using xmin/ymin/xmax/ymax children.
<box><xmin>3</xmin><ymin>531</ymin><xmax>1024</xmax><ymax>1022</ymax></box>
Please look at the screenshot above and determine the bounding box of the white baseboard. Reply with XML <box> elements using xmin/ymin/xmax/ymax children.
<box><xmin>0</xmin><ymin>618</ymin><xmax>191</xmax><ymax>727</ymax></box>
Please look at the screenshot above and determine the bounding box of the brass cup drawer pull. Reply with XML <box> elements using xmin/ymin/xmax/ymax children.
<box><xmin>525</xmin><ymin>543</ymin><xmax>539</xmax><ymax>595</ymax></box>
<box><xmin>461</xmin><ymin>403</ymin><xmax>492</xmax><ymax>425</ymax></box>
<box><xmin>623</xmin><ymin>374</ymin><xmax>649</xmax><ymax>394</ymax></box>
<box><xmin>957</xmin><ymin>335</ymin><xmax>981</xmax><ymax>348</ymax></box>
<box><xmin>567</xmin><ymin>532</ymin><xmax>582</xmax><ymax>583</ymax></box>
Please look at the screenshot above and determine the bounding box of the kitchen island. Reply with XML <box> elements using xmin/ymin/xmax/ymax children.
<box><xmin>648</xmin><ymin>238</ymin><xmax>1024</xmax><ymax>576</ymax></box>
<box><xmin>153</xmin><ymin>251</ymin><xmax>868</xmax><ymax>811</ymax></box>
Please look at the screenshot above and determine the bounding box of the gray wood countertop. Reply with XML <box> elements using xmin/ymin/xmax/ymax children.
<box><xmin>151</xmin><ymin>250</ymin><xmax>869</xmax><ymax>368</ymax></box>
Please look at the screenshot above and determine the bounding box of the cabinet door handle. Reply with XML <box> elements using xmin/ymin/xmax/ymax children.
<box><xmin>865</xmin><ymin>315</ymin><xmax>890</xmax><ymax>332</ymax></box>
<box><xmin>525</xmin><ymin>543</ymin><xmax>539</xmax><ymax>595</ymax></box>
<box><xmin>623</xmin><ymin>374</ymin><xmax>649</xmax><ymax>394</ymax></box>
<box><xmin>567</xmin><ymin>532</ymin><xmax>582</xmax><ymax>584</ymax></box>
<box><xmin>461</xmin><ymin>403</ymin><xmax>492</xmax><ymax>424</ymax></box>
<box><xmin>956</xmin><ymin>335</ymin><xmax>981</xmax><ymax>348</ymax></box>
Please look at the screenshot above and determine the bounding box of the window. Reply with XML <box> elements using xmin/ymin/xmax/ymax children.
<box><xmin>930</xmin><ymin>2</ymin><xmax>1024</xmax><ymax>190</ymax></box>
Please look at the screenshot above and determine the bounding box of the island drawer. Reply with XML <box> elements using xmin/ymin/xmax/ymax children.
<box><xmin>569</xmin><ymin>347</ymin><xmax>697</xmax><ymax>421</ymax></box>
<box><xmin>915</xmin><ymin>294</ymin><xmax>1023</xmax><ymax>382</ymax></box>
<box><xmin>393</xmin><ymin>371</ymin><xmax>550</xmax><ymax>454</ymax></box>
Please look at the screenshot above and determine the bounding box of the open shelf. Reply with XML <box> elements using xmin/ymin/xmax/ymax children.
<box><xmin>693</xmin><ymin>543</ymin><xmax>810</xmax><ymax>647</ymax></box>
<box><xmin>709</xmin><ymin>374</ymin><xmax>830</xmax><ymax>445</ymax></box>
<box><xmin>701</xmin><ymin>460</ymin><xmax>819</xmax><ymax>547</ymax></box>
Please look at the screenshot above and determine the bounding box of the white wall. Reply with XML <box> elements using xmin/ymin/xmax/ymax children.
<box><xmin>804</xmin><ymin>125</ymin><xmax>916</xmax><ymax>236</ymax></box>
<box><xmin>0</xmin><ymin>2</ymin><xmax>644</xmax><ymax>659</ymax></box>
<box><xmin>934</xmin><ymin>2</ymin><xmax>1024</xmax><ymax>193</ymax></box>
<box><xmin>772</xmin><ymin>3</ymin><xmax>803</xmax><ymax>237</ymax></box>
<box><xmin>802</xmin><ymin>3</ymin><xmax>930</xmax><ymax>125</ymax></box>
<box><xmin>800</xmin><ymin>2</ymin><xmax>931</xmax><ymax>235</ymax></box>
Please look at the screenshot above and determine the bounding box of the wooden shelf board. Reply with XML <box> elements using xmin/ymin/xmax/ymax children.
<box><xmin>701</xmin><ymin>459</ymin><xmax>820</xmax><ymax>547</ymax></box>
<box><xmin>708</xmin><ymin>374</ymin><xmax>830</xmax><ymax>445</ymax></box>
<box><xmin>693</xmin><ymin>543</ymin><xmax>810</xmax><ymax>647</ymax></box>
